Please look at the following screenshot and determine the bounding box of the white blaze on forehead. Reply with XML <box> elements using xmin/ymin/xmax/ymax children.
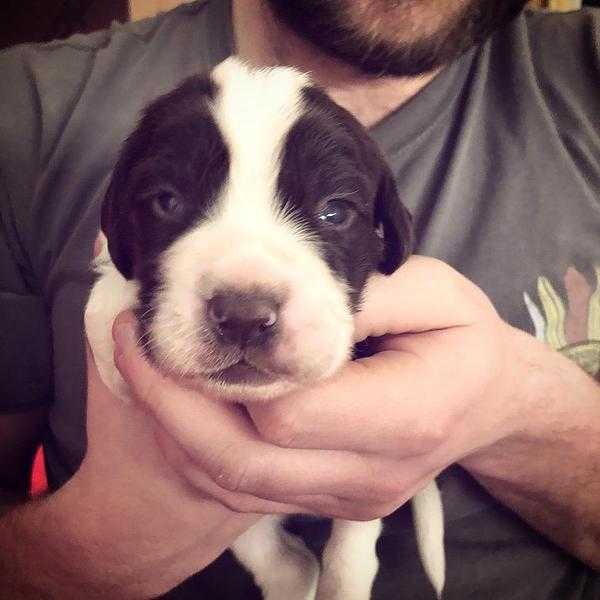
<box><xmin>210</xmin><ymin>57</ymin><xmax>310</xmax><ymax>225</ymax></box>
<box><xmin>148</xmin><ymin>58</ymin><xmax>354</xmax><ymax>396</ymax></box>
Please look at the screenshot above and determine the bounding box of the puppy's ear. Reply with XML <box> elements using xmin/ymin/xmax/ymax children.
<box><xmin>100</xmin><ymin>153</ymin><xmax>135</xmax><ymax>280</ymax></box>
<box><xmin>374</xmin><ymin>168</ymin><xmax>413</xmax><ymax>275</ymax></box>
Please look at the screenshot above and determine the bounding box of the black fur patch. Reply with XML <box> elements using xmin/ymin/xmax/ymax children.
<box><xmin>101</xmin><ymin>72</ymin><xmax>412</xmax><ymax>357</ymax></box>
<box><xmin>101</xmin><ymin>75</ymin><xmax>230</xmax><ymax>340</ymax></box>
<box><xmin>101</xmin><ymin>75</ymin><xmax>228</xmax><ymax>280</ymax></box>
<box><xmin>277</xmin><ymin>86</ymin><xmax>412</xmax><ymax>309</ymax></box>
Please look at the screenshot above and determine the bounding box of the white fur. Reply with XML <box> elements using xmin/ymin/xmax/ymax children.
<box><xmin>85</xmin><ymin>233</ymin><xmax>138</xmax><ymax>401</ymax></box>
<box><xmin>148</xmin><ymin>58</ymin><xmax>353</xmax><ymax>401</ymax></box>
<box><xmin>150</xmin><ymin>217</ymin><xmax>354</xmax><ymax>400</ymax></box>
<box><xmin>413</xmin><ymin>481</ymin><xmax>446</xmax><ymax>598</ymax></box>
<box><xmin>316</xmin><ymin>519</ymin><xmax>382</xmax><ymax>600</ymax></box>
<box><xmin>85</xmin><ymin>57</ymin><xmax>446</xmax><ymax>600</ymax></box>
<box><xmin>233</xmin><ymin>516</ymin><xmax>319</xmax><ymax>600</ymax></box>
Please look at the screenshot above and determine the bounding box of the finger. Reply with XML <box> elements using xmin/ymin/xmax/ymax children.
<box><xmin>354</xmin><ymin>255</ymin><xmax>495</xmax><ymax>342</ymax></box>
<box><xmin>85</xmin><ymin>341</ymin><xmax>115</xmax><ymax>425</ymax></box>
<box><xmin>153</xmin><ymin>424</ymin><xmax>309</xmax><ymax>515</ymax></box>
<box><xmin>85</xmin><ymin>340</ymin><xmax>133</xmax><ymax>422</ymax></box>
<box><xmin>182</xmin><ymin>467</ymin><xmax>400</xmax><ymax>521</ymax></box>
<box><xmin>113</xmin><ymin>312</ymin><xmax>415</xmax><ymax>500</ymax></box>
<box><xmin>161</xmin><ymin>409</ymin><xmax>421</xmax><ymax>517</ymax></box>
<box><xmin>112</xmin><ymin>310</ymin><xmax>175</xmax><ymax>402</ymax></box>
<box><xmin>273</xmin><ymin>473</ymin><xmax>438</xmax><ymax>521</ymax></box>
<box><xmin>175</xmin><ymin>453</ymin><xmax>410</xmax><ymax>521</ymax></box>
<box><xmin>85</xmin><ymin>340</ymin><xmax>168</xmax><ymax>461</ymax></box>
<box><xmin>179</xmin><ymin>447</ymin><xmax>418</xmax><ymax>505</ymax></box>
<box><xmin>249</xmin><ymin>339</ymin><xmax>474</xmax><ymax>455</ymax></box>
<box><xmin>176</xmin><ymin>462</ymin><xmax>336</xmax><ymax>516</ymax></box>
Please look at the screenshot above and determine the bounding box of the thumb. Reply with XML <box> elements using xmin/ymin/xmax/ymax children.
<box><xmin>112</xmin><ymin>310</ymin><xmax>172</xmax><ymax>405</ymax></box>
<box><xmin>354</xmin><ymin>256</ymin><xmax>487</xmax><ymax>342</ymax></box>
<box><xmin>111</xmin><ymin>311</ymin><xmax>260</xmax><ymax>468</ymax></box>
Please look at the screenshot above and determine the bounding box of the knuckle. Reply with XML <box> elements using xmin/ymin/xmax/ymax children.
<box><xmin>429</xmin><ymin>256</ymin><xmax>451</xmax><ymax>273</ymax></box>
<box><xmin>425</xmin><ymin>256</ymin><xmax>456</xmax><ymax>283</ymax></box>
<box><xmin>404</xmin><ymin>418</ymin><xmax>448</xmax><ymax>455</ymax></box>
<box><xmin>376</xmin><ymin>480</ymin><xmax>408</xmax><ymax>505</ymax></box>
<box><xmin>257</xmin><ymin>408</ymin><xmax>301</xmax><ymax>448</ymax></box>
<box><xmin>346</xmin><ymin>504</ymin><xmax>387</xmax><ymax>522</ymax></box>
<box><xmin>218</xmin><ymin>493</ymin><xmax>261</xmax><ymax>515</ymax></box>
<box><xmin>211</xmin><ymin>448</ymin><xmax>264</xmax><ymax>495</ymax></box>
<box><xmin>215</xmin><ymin>457</ymin><xmax>251</xmax><ymax>493</ymax></box>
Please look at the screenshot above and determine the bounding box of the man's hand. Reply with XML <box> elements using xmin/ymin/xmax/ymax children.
<box><xmin>249</xmin><ymin>256</ymin><xmax>600</xmax><ymax>566</ymax></box>
<box><xmin>112</xmin><ymin>314</ymin><xmax>401</xmax><ymax>520</ymax></box>
<box><xmin>113</xmin><ymin>255</ymin><xmax>600</xmax><ymax>567</ymax></box>
<box><xmin>251</xmin><ymin>256</ymin><xmax>519</xmax><ymax>483</ymax></box>
<box><xmin>0</xmin><ymin>344</ymin><xmax>260</xmax><ymax>600</ymax></box>
<box><xmin>112</xmin><ymin>256</ymin><xmax>514</xmax><ymax>520</ymax></box>
<box><xmin>248</xmin><ymin>255</ymin><xmax>522</xmax><ymax>508</ymax></box>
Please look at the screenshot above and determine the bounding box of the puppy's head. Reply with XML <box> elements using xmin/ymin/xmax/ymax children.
<box><xmin>102</xmin><ymin>58</ymin><xmax>412</xmax><ymax>401</ymax></box>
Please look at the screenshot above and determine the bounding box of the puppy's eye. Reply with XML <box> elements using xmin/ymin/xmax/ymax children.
<box><xmin>152</xmin><ymin>190</ymin><xmax>185</xmax><ymax>220</ymax></box>
<box><xmin>317</xmin><ymin>199</ymin><xmax>354</xmax><ymax>226</ymax></box>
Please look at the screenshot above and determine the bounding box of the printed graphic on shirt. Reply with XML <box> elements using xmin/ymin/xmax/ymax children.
<box><xmin>524</xmin><ymin>266</ymin><xmax>600</xmax><ymax>381</ymax></box>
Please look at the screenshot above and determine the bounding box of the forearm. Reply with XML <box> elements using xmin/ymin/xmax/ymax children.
<box><xmin>0</xmin><ymin>487</ymin><xmax>28</xmax><ymax>518</ymax></box>
<box><xmin>0</xmin><ymin>483</ymin><xmax>145</xmax><ymax>600</ymax></box>
<box><xmin>462</xmin><ymin>328</ymin><xmax>600</xmax><ymax>568</ymax></box>
<box><xmin>1</xmin><ymin>468</ymin><xmax>260</xmax><ymax>600</ymax></box>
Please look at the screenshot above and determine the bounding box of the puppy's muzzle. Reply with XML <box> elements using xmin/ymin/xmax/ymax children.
<box><xmin>206</xmin><ymin>290</ymin><xmax>279</xmax><ymax>348</ymax></box>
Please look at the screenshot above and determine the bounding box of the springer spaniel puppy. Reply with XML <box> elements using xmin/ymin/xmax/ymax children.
<box><xmin>86</xmin><ymin>57</ymin><xmax>444</xmax><ymax>600</ymax></box>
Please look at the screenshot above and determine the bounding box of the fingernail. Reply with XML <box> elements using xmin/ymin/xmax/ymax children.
<box><xmin>113</xmin><ymin>322</ymin><xmax>136</xmax><ymax>348</ymax></box>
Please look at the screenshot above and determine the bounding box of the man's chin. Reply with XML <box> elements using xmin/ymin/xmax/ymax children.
<box><xmin>265</xmin><ymin>0</ymin><xmax>528</xmax><ymax>77</ymax></box>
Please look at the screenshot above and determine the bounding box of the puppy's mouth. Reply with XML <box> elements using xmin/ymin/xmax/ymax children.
<box><xmin>206</xmin><ymin>360</ymin><xmax>279</xmax><ymax>386</ymax></box>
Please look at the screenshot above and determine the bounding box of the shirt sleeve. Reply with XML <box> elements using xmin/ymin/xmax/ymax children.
<box><xmin>0</xmin><ymin>175</ymin><xmax>52</xmax><ymax>413</ymax></box>
<box><xmin>0</xmin><ymin>46</ymin><xmax>53</xmax><ymax>414</ymax></box>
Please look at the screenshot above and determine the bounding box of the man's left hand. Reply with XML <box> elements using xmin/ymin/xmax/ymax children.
<box><xmin>249</xmin><ymin>255</ymin><xmax>524</xmax><ymax>516</ymax></box>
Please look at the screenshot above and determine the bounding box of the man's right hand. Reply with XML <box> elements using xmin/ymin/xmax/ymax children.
<box><xmin>0</xmin><ymin>344</ymin><xmax>260</xmax><ymax>600</ymax></box>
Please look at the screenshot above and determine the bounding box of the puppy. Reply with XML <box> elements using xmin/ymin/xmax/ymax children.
<box><xmin>86</xmin><ymin>57</ymin><xmax>444</xmax><ymax>600</ymax></box>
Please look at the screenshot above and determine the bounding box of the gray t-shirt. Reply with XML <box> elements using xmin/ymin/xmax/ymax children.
<box><xmin>1</xmin><ymin>1</ymin><xmax>599</xmax><ymax>598</ymax></box>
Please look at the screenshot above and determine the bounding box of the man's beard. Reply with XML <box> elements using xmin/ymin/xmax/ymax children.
<box><xmin>265</xmin><ymin>0</ymin><xmax>528</xmax><ymax>76</ymax></box>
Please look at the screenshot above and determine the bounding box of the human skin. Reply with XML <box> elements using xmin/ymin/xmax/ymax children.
<box><xmin>111</xmin><ymin>257</ymin><xmax>600</xmax><ymax>569</ymax></box>
<box><xmin>0</xmin><ymin>344</ymin><xmax>262</xmax><ymax>599</ymax></box>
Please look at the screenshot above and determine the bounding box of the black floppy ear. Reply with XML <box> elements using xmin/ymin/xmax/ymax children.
<box><xmin>374</xmin><ymin>168</ymin><xmax>414</xmax><ymax>275</ymax></box>
<box><xmin>100</xmin><ymin>151</ymin><xmax>136</xmax><ymax>280</ymax></box>
<box><xmin>99</xmin><ymin>114</ymin><xmax>155</xmax><ymax>280</ymax></box>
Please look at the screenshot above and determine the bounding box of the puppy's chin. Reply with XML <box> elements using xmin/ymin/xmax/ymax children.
<box><xmin>178</xmin><ymin>374</ymin><xmax>301</xmax><ymax>404</ymax></box>
<box><xmin>142</xmin><ymin>344</ymin><xmax>330</xmax><ymax>403</ymax></box>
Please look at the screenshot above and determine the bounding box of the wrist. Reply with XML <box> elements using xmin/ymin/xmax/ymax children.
<box><xmin>461</xmin><ymin>325</ymin><xmax>597</xmax><ymax>474</ymax></box>
<box><xmin>53</xmin><ymin>468</ymin><xmax>257</xmax><ymax>599</ymax></box>
<box><xmin>458</xmin><ymin>327</ymin><xmax>600</xmax><ymax>566</ymax></box>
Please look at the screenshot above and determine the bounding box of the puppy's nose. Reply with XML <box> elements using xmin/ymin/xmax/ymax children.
<box><xmin>207</xmin><ymin>292</ymin><xmax>278</xmax><ymax>346</ymax></box>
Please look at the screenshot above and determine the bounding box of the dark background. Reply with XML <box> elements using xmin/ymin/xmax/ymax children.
<box><xmin>0</xmin><ymin>0</ymin><xmax>128</xmax><ymax>50</ymax></box>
